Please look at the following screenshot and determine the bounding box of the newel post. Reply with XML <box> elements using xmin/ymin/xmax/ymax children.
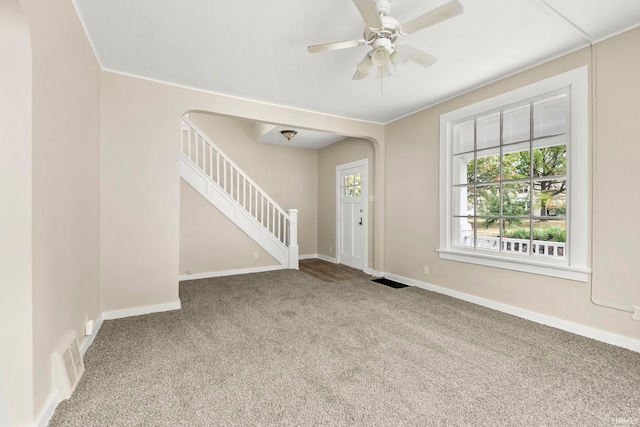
<box><xmin>288</xmin><ymin>209</ymin><xmax>299</xmax><ymax>269</ymax></box>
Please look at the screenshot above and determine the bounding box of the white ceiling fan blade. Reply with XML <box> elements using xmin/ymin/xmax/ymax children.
<box><xmin>353</xmin><ymin>0</ymin><xmax>383</xmax><ymax>29</ymax></box>
<box><xmin>356</xmin><ymin>53</ymin><xmax>373</xmax><ymax>75</ymax></box>
<box><xmin>307</xmin><ymin>39</ymin><xmax>364</xmax><ymax>53</ymax></box>
<box><xmin>395</xmin><ymin>44</ymin><xmax>438</xmax><ymax>68</ymax></box>
<box><xmin>400</xmin><ymin>0</ymin><xmax>463</xmax><ymax>35</ymax></box>
<box><xmin>353</xmin><ymin>69</ymin><xmax>368</xmax><ymax>80</ymax></box>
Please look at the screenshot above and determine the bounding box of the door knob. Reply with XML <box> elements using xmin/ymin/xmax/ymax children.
<box><xmin>359</xmin><ymin>218</ymin><xmax>363</xmax><ymax>226</ymax></box>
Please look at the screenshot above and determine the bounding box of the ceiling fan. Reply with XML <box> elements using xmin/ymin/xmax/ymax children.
<box><xmin>307</xmin><ymin>0</ymin><xmax>464</xmax><ymax>80</ymax></box>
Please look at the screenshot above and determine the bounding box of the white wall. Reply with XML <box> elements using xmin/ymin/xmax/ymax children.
<box><xmin>180</xmin><ymin>178</ymin><xmax>278</xmax><ymax>275</ymax></box>
<box><xmin>0</xmin><ymin>2</ymin><xmax>33</xmax><ymax>424</ymax></box>
<box><xmin>385</xmin><ymin>30</ymin><xmax>640</xmax><ymax>341</ymax></box>
<box><xmin>100</xmin><ymin>72</ymin><xmax>385</xmax><ymax>312</ymax></box>
<box><xmin>23</xmin><ymin>0</ymin><xmax>102</xmax><ymax>418</ymax></box>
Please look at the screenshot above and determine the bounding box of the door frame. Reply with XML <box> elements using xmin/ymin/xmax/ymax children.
<box><xmin>335</xmin><ymin>159</ymin><xmax>368</xmax><ymax>271</ymax></box>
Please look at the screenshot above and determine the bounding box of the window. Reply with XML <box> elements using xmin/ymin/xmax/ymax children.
<box><xmin>342</xmin><ymin>173</ymin><xmax>362</xmax><ymax>197</ymax></box>
<box><xmin>439</xmin><ymin>67</ymin><xmax>590</xmax><ymax>282</ymax></box>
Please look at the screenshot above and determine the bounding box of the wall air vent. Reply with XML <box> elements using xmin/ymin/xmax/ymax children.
<box><xmin>52</xmin><ymin>331</ymin><xmax>85</xmax><ymax>402</ymax></box>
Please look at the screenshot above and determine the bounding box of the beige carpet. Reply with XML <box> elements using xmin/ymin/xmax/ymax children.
<box><xmin>50</xmin><ymin>270</ymin><xmax>640</xmax><ymax>426</ymax></box>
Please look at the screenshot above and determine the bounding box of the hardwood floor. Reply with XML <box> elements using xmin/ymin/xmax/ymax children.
<box><xmin>299</xmin><ymin>258</ymin><xmax>374</xmax><ymax>282</ymax></box>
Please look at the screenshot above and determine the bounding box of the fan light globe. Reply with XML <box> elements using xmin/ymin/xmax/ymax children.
<box><xmin>390</xmin><ymin>50</ymin><xmax>408</xmax><ymax>70</ymax></box>
<box><xmin>371</xmin><ymin>46</ymin><xmax>390</xmax><ymax>67</ymax></box>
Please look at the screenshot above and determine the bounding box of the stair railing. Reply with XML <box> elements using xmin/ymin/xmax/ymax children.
<box><xmin>180</xmin><ymin>117</ymin><xmax>298</xmax><ymax>268</ymax></box>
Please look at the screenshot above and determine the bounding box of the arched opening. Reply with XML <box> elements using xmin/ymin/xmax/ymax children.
<box><xmin>176</xmin><ymin>110</ymin><xmax>383</xmax><ymax>278</ymax></box>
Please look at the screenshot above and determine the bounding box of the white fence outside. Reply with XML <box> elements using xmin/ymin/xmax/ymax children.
<box><xmin>462</xmin><ymin>235</ymin><xmax>565</xmax><ymax>258</ymax></box>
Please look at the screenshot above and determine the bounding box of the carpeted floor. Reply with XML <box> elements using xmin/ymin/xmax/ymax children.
<box><xmin>50</xmin><ymin>270</ymin><xmax>640</xmax><ymax>426</ymax></box>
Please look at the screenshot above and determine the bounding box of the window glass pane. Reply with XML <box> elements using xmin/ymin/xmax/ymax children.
<box><xmin>453</xmin><ymin>186</ymin><xmax>474</xmax><ymax>216</ymax></box>
<box><xmin>534</xmin><ymin>94</ymin><xmax>566</xmax><ymax>138</ymax></box>
<box><xmin>453</xmin><ymin>152</ymin><xmax>474</xmax><ymax>185</ymax></box>
<box><xmin>476</xmin><ymin>112</ymin><xmax>500</xmax><ymax>150</ymax></box>
<box><xmin>532</xmin><ymin>142</ymin><xmax>566</xmax><ymax>178</ymax></box>
<box><xmin>354</xmin><ymin>174</ymin><xmax>361</xmax><ymax>185</ymax></box>
<box><xmin>454</xmin><ymin>120</ymin><xmax>475</xmax><ymax>154</ymax></box>
<box><xmin>476</xmin><ymin>184</ymin><xmax>500</xmax><ymax>217</ymax></box>
<box><xmin>502</xmin><ymin>142</ymin><xmax>530</xmax><ymax>180</ymax></box>
<box><xmin>475</xmin><ymin>148</ymin><xmax>500</xmax><ymax>183</ymax></box>
<box><xmin>501</xmin><ymin>218</ymin><xmax>531</xmax><ymax>255</ymax></box>
<box><xmin>354</xmin><ymin>185</ymin><xmax>361</xmax><ymax>196</ymax></box>
<box><xmin>503</xmin><ymin>104</ymin><xmax>530</xmax><ymax>144</ymax></box>
<box><xmin>453</xmin><ymin>217</ymin><xmax>475</xmax><ymax>248</ymax></box>
<box><xmin>532</xmin><ymin>179</ymin><xmax>566</xmax><ymax>217</ymax></box>
<box><xmin>502</xmin><ymin>183</ymin><xmax>530</xmax><ymax>216</ymax></box>
<box><xmin>476</xmin><ymin>222</ymin><xmax>499</xmax><ymax>252</ymax></box>
<box><xmin>532</xmin><ymin>219</ymin><xmax>566</xmax><ymax>258</ymax></box>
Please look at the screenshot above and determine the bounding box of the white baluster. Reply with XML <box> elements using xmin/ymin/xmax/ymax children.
<box><xmin>208</xmin><ymin>146</ymin><xmax>213</xmax><ymax>179</ymax></box>
<box><xmin>195</xmin><ymin>135</ymin><xmax>200</xmax><ymax>167</ymax></box>
<box><xmin>243</xmin><ymin>178</ymin><xmax>246</xmax><ymax>210</ymax></box>
<box><xmin>187</xmin><ymin>127</ymin><xmax>192</xmax><ymax>159</ymax></box>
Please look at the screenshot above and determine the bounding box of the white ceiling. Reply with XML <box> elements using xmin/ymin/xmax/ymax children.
<box><xmin>75</xmin><ymin>0</ymin><xmax>640</xmax><ymax>127</ymax></box>
<box><xmin>256</xmin><ymin>125</ymin><xmax>348</xmax><ymax>150</ymax></box>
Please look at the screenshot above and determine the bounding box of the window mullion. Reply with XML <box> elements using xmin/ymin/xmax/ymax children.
<box><xmin>499</xmin><ymin>110</ymin><xmax>504</xmax><ymax>254</ymax></box>
<box><xmin>473</xmin><ymin>117</ymin><xmax>478</xmax><ymax>249</ymax></box>
<box><xmin>529</xmin><ymin>101</ymin><xmax>535</xmax><ymax>255</ymax></box>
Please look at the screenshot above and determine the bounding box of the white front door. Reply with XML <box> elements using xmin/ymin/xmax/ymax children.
<box><xmin>336</xmin><ymin>160</ymin><xmax>367</xmax><ymax>270</ymax></box>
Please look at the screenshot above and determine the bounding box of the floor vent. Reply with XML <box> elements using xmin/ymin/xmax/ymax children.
<box><xmin>372</xmin><ymin>277</ymin><xmax>409</xmax><ymax>289</ymax></box>
<box><xmin>52</xmin><ymin>331</ymin><xmax>85</xmax><ymax>402</ymax></box>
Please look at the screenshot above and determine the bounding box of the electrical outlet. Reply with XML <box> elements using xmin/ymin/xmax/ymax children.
<box><xmin>632</xmin><ymin>305</ymin><xmax>640</xmax><ymax>321</ymax></box>
<box><xmin>329</xmin><ymin>246</ymin><xmax>332</xmax><ymax>253</ymax></box>
<box><xmin>424</xmin><ymin>266</ymin><xmax>430</xmax><ymax>275</ymax></box>
<box><xmin>253</xmin><ymin>251</ymin><xmax>259</xmax><ymax>259</ymax></box>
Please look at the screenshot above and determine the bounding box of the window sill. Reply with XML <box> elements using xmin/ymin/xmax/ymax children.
<box><xmin>437</xmin><ymin>249</ymin><xmax>591</xmax><ymax>282</ymax></box>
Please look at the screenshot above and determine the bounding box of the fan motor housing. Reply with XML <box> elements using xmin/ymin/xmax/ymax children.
<box><xmin>363</xmin><ymin>15</ymin><xmax>400</xmax><ymax>44</ymax></box>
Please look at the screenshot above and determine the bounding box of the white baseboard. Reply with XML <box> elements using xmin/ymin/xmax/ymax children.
<box><xmin>299</xmin><ymin>254</ymin><xmax>318</xmax><ymax>260</ymax></box>
<box><xmin>317</xmin><ymin>254</ymin><xmax>337</xmax><ymax>263</ymax></box>
<box><xmin>179</xmin><ymin>265</ymin><xmax>285</xmax><ymax>281</ymax></box>
<box><xmin>384</xmin><ymin>273</ymin><xmax>640</xmax><ymax>353</ymax></box>
<box><xmin>80</xmin><ymin>315</ymin><xmax>104</xmax><ymax>356</ymax></box>
<box><xmin>34</xmin><ymin>391</ymin><xmax>57</xmax><ymax>427</ymax></box>
<box><xmin>364</xmin><ymin>267</ymin><xmax>382</xmax><ymax>277</ymax></box>
<box><xmin>102</xmin><ymin>300</ymin><xmax>182</xmax><ymax>320</ymax></box>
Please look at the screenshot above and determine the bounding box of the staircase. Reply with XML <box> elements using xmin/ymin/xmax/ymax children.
<box><xmin>180</xmin><ymin>117</ymin><xmax>298</xmax><ymax>269</ymax></box>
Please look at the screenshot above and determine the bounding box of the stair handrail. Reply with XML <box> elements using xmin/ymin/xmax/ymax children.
<box><xmin>181</xmin><ymin>116</ymin><xmax>291</xmax><ymax>238</ymax></box>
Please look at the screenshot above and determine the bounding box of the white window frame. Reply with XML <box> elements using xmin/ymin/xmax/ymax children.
<box><xmin>438</xmin><ymin>66</ymin><xmax>590</xmax><ymax>282</ymax></box>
